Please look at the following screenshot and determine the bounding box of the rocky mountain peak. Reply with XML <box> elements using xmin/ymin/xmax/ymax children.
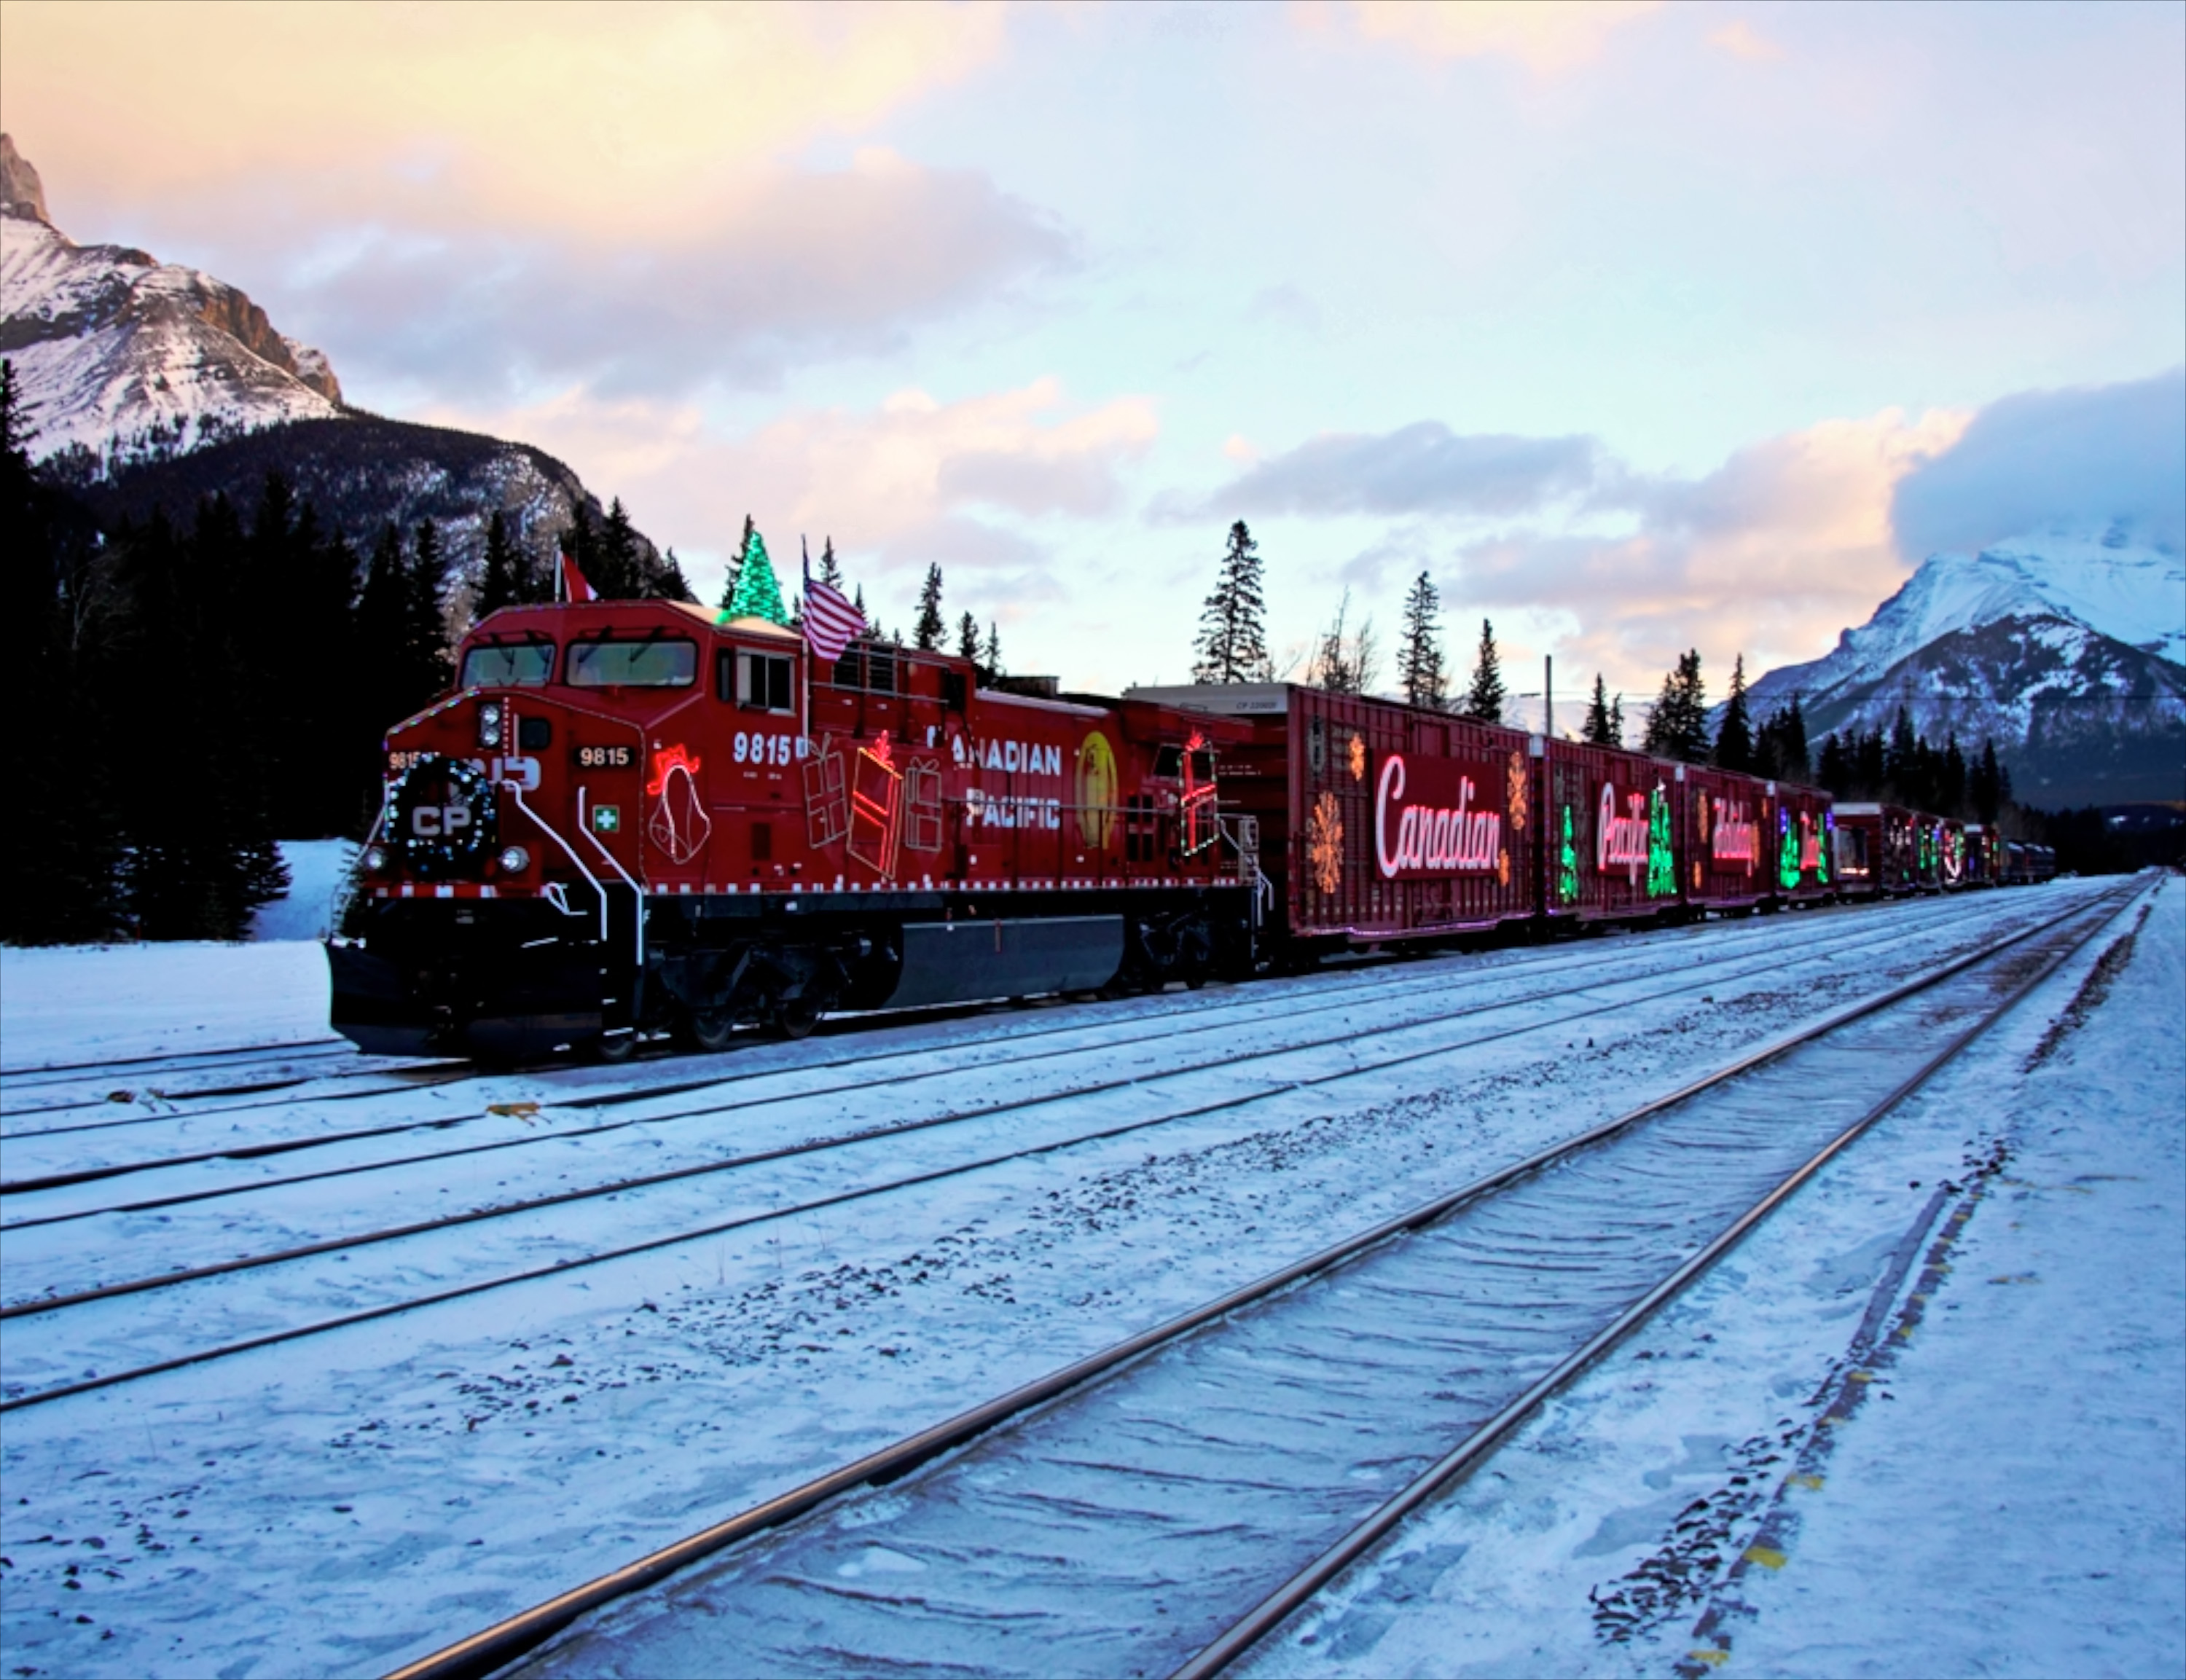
<box><xmin>1</xmin><ymin>133</ymin><xmax>49</xmax><ymax>222</ymax></box>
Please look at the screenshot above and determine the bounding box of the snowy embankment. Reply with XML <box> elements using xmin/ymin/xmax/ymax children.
<box><xmin>1246</xmin><ymin>878</ymin><xmax>2185</xmax><ymax>1680</ymax></box>
<box><xmin>0</xmin><ymin>882</ymin><xmax>2173</xmax><ymax>1679</ymax></box>
<box><xmin>0</xmin><ymin>844</ymin><xmax>350</xmax><ymax>1068</ymax></box>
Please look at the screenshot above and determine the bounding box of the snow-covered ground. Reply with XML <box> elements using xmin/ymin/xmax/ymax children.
<box><xmin>0</xmin><ymin>881</ymin><xmax>2174</xmax><ymax>1679</ymax></box>
<box><xmin>1246</xmin><ymin>878</ymin><xmax>2185</xmax><ymax>1679</ymax></box>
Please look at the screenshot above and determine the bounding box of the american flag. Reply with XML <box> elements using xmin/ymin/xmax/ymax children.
<box><xmin>802</xmin><ymin>554</ymin><xmax>865</xmax><ymax>664</ymax></box>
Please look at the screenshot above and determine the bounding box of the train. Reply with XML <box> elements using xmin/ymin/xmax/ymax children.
<box><xmin>327</xmin><ymin>596</ymin><xmax>2051</xmax><ymax>1062</ymax></box>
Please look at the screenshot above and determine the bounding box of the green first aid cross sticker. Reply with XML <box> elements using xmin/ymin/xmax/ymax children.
<box><xmin>592</xmin><ymin>805</ymin><xmax>621</xmax><ymax>833</ymax></box>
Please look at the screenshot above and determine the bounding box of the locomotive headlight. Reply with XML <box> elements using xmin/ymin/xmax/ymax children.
<box><xmin>477</xmin><ymin>699</ymin><xmax>505</xmax><ymax>748</ymax></box>
<box><xmin>497</xmin><ymin>845</ymin><xmax>530</xmax><ymax>874</ymax></box>
<box><xmin>363</xmin><ymin>845</ymin><xmax>388</xmax><ymax>872</ymax></box>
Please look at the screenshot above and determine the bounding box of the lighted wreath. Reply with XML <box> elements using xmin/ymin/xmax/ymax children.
<box><xmin>1307</xmin><ymin>791</ymin><xmax>1344</xmax><ymax>894</ymax></box>
<box><xmin>388</xmin><ymin>753</ymin><xmax>496</xmax><ymax>881</ymax></box>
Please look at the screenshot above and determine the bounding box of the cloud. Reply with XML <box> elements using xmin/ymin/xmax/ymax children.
<box><xmin>282</xmin><ymin>151</ymin><xmax>1067</xmax><ymax>400</ymax></box>
<box><xmin>1167</xmin><ymin>420</ymin><xmax>1602</xmax><ymax>521</ymax></box>
<box><xmin>424</xmin><ymin>376</ymin><xmax>1159</xmax><ymax>608</ymax></box>
<box><xmin>1328</xmin><ymin>0</ymin><xmax>1664</xmax><ymax>72</ymax></box>
<box><xmin>1440</xmin><ymin>407</ymin><xmax>1970</xmax><ymax>696</ymax></box>
<box><xmin>1891</xmin><ymin>367</ymin><xmax>2186</xmax><ymax>557</ymax></box>
<box><xmin>1707</xmin><ymin>20</ymin><xmax>1786</xmax><ymax>62</ymax></box>
<box><xmin>0</xmin><ymin>3</ymin><xmax>1007</xmax><ymax>241</ymax></box>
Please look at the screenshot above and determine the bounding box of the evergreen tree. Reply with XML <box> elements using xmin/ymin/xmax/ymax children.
<box><xmin>477</xmin><ymin>509</ymin><xmax>520</xmax><ymax>617</ymax></box>
<box><xmin>1460</xmin><ymin>619</ymin><xmax>1506</xmax><ymax>723</ymax></box>
<box><xmin>982</xmin><ymin>621</ymin><xmax>1003</xmax><ymax>678</ymax></box>
<box><xmin>1582</xmin><ymin>674</ymin><xmax>1623</xmax><ymax>747</ymax></box>
<box><xmin>1941</xmin><ymin>732</ymin><xmax>1968</xmax><ymax>817</ymax></box>
<box><xmin>718</xmin><ymin>514</ymin><xmax>755</xmax><ymax>613</ymax></box>
<box><xmin>1610</xmin><ymin>691</ymin><xmax>1625</xmax><ymax>746</ymax></box>
<box><xmin>1886</xmin><ymin>704</ymin><xmax>1919</xmax><ymax>798</ymax></box>
<box><xmin>0</xmin><ymin>358</ymin><xmax>128</xmax><ymax>941</ymax></box>
<box><xmin>1973</xmin><ymin>739</ymin><xmax>2005</xmax><ymax>825</ymax></box>
<box><xmin>1641</xmin><ymin>650</ymin><xmax>1708</xmax><ymax>762</ymax></box>
<box><xmin>723</xmin><ymin>525</ymin><xmax>790</xmax><ymax>624</ymax></box>
<box><xmin>1713</xmin><ymin>653</ymin><xmax>1754</xmax><ymax>772</ymax></box>
<box><xmin>1191</xmin><ymin>520</ymin><xmax>1272</xmax><ymax>683</ymax></box>
<box><xmin>817</xmin><ymin>536</ymin><xmax>844</xmax><ymax>590</ymax></box>
<box><xmin>595</xmin><ymin>498</ymin><xmax>642</xmax><ymax>598</ymax></box>
<box><xmin>1396</xmin><ymin>570</ymin><xmax>1447</xmax><ymax>709</ymax></box>
<box><xmin>914</xmin><ymin>563</ymin><xmax>947</xmax><ymax>651</ymax></box>
<box><xmin>957</xmin><ymin>611</ymin><xmax>982</xmax><ymax>662</ymax></box>
<box><xmin>655</xmin><ymin>546</ymin><xmax>696</xmax><ymax>604</ymax></box>
<box><xmin>405</xmin><ymin>520</ymin><xmax>453</xmax><ymax>701</ymax></box>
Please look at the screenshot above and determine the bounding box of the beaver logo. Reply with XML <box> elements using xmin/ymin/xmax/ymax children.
<box><xmin>1077</xmin><ymin>731</ymin><xmax>1117</xmax><ymax>848</ymax></box>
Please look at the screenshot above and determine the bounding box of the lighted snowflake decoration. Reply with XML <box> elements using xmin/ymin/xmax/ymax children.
<box><xmin>1307</xmin><ymin>791</ymin><xmax>1344</xmax><ymax>894</ymax></box>
<box><xmin>1496</xmin><ymin>847</ymin><xmax>1511</xmax><ymax>887</ymax></box>
<box><xmin>1347</xmin><ymin>732</ymin><xmax>1366</xmax><ymax>782</ymax></box>
<box><xmin>1506</xmin><ymin>750</ymin><xmax>1529</xmax><ymax>832</ymax></box>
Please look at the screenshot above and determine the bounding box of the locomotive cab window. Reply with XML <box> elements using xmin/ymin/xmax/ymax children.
<box><xmin>565</xmin><ymin>635</ymin><xmax>696</xmax><ymax>688</ymax></box>
<box><xmin>460</xmin><ymin>642</ymin><xmax>554</xmax><ymax>688</ymax></box>
<box><xmin>724</xmin><ymin>650</ymin><xmax>795</xmax><ymax>713</ymax></box>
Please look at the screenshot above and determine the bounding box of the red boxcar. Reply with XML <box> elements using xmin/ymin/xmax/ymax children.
<box><xmin>1832</xmin><ymin>801</ymin><xmax>1924</xmax><ymax>897</ymax></box>
<box><xmin>1128</xmin><ymin>685</ymin><xmax>1540</xmax><ymax>950</ymax></box>
<box><xmin>1538</xmin><ymin>740</ymin><xmax>1684</xmax><ymax>926</ymax></box>
<box><xmin>1768</xmin><ymin>780</ymin><xmax>1836</xmax><ymax>904</ymax></box>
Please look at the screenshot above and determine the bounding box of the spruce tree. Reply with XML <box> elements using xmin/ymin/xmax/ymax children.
<box><xmin>1461</xmin><ymin>619</ymin><xmax>1505</xmax><ymax>723</ymax></box>
<box><xmin>957</xmin><ymin>611</ymin><xmax>982</xmax><ymax>662</ymax></box>
<box><xmin>655</xmin><ymin>546</ymin><xmax>696</xmax><ymax>604</ymax></box>
<box><xmin>1713</xmin><ymin>653</ymin><xmax>1754</xmax><ymax>772</ymax></box>
<box><xmin>1973</xmin><ymin>739</ymin><xmax>2004</xmax><ymax>825</ymax></box>
<box><xmin>718</xmin><ymin>515</ymin><xmax>755</xmax><ymax>613</ymax></box>
<box><xmin>404</xmin><ymin>519</ymin><xmax>453</xmax><ymax>704</ymax></box>
<box><xmin>982</xmin><ymin>621</ymin><xmax>1003</xmax><ymax>678</ymax></box>
<box><xmin>1642</xmin><ymin>650</ymin><xmax>1708</xmax><ymax>762</ymax></box>
<box><xmin>1191</xmin><ymin>520</ymin><xmax>1271</xmax><ymax>683</ymax></box>
<box><xmin>1582</xmin><ymin>673</ymin><xmax>1620</xmax><ymax>746</ymax></box>
<box><xmin>596</xmin><ymin>498</ymin><xmax>642</xmax><ymax>598</ymax></box>
<box><xmin>478</xmin><ymin>509</ymin><xmax>519</xmax><ymax>616</ymax></box>
<box><xmin>1397</xmin><ymin>571</ymin><xmax>1447</xmax><ymax>710</ymax></box>
<box><xmin>914</xmin><ymin>564</ymin><xmax>946</xmax><ymax>651</ymax></box>
<box><xmin>724</xmin><ymin>525</ymin><xmax>789</xmax><ymax>624</ymax></box>
<box><xmin>818</xmin><ymin>536</ymin><xmax>845</xmax><ymax>590</ymax></box>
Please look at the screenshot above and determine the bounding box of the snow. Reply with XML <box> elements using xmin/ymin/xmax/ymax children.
<box><xmin>249</xmin><ymin>840</ymin><xmax>359</xmax><ymax>943</ymax></box>
<box><xmin>1242</xmin><ymin>877</ymin><xmax>2183</xmax><ymax>1679</ymax></box>
<box><xmin>0</xmin><ymin>209</ymin><xmax>339</xmax><ymax>470</ymax></box>
<box><xmin>1744</xmin><ymin>519</ymin><xmax>2186</xmax><ymax>722</ymax></box>
<box><xmin>0</xmin><ymin>882</ymin><xmax>2173</xmax><ymax>1679</ymax></box>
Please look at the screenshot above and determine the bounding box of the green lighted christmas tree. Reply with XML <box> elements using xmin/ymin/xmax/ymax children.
<box><xmin>723</xmin><ymin>527</ymin><xmax>789</xmax><ymax>626</ymax></box>
<box><xmin>1646</xmin><ymin>785</ymin><xmax>1675</xmax><ymax>898</ymax></box>
<box><xmin>1557</xmin><ymin>804</ymin><xmax>1580</xmax><ymax>905</ymax></box>
<box><xmin>1779</xmin><ymin>812</ymin><xmax>1802</xmax><ymax>891</ymax></box>
<box><xmin>1818</xmin><ymin>817</ymin><xmax>1831</xmax><ymax>884</ymax></box>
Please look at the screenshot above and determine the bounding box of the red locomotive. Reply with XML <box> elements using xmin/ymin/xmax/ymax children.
<box><xmin>334</xmin><ymin>593</ymin><xmax>2040</xmax><ymax>1064</ymax></box>
<box><xmin>332</xmin><ymin>600</ymin><xmax>1255</xmax><ymax>1060</ymax></box>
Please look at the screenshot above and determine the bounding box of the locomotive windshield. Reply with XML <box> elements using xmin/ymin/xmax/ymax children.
<box><xmin>459</xmin><ymin>642</ymin><xmax>555</xmax><ymax>688</ymax></box>
<box><xmin>566</xmin><ymin>635</ymin><xmax>697</xmax><ymax>688</ymax></box>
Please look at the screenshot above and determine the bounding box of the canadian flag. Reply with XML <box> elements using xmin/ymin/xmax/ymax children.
<box><xmin>560</xmin><ymin>552</ymin><xmax>597</xmax><ymax>602</ymax></box>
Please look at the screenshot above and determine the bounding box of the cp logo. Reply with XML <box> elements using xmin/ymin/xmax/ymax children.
<box><xmin>410</xmin><ymin>804</ymin><xmax>473</xmax><ymax>838</ymax></box>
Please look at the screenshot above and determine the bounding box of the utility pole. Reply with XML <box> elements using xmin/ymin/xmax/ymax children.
<box><xmin>1544</xmin><ymin>655</ymin><xmax>1554</xmax><ymax>739</ymax></box>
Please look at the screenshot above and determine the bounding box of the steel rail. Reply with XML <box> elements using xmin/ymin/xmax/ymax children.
<box><xmin>373</xmin><ymin>881</ymin><xmax>2137</xmax><ymax>1680</ymax></box>
<box><xmin>0</xmin><ymin>890</ymin><xmax>1991</xmax><ymax>1225</ymax></box>
<box><xmin>0</xmin><ymin>894</ymin><xmax>2009</xmax><ymax>1341</ymax></box>
<box><xmin>0</xmin><ymin>882</ymin><xmax>1939</xmax><ymax>1158</ymax></box>
<box><xmin>1168</xmin><ymin>876</ymin><xmax>2152</xmax><ymax>1679</ymax></box>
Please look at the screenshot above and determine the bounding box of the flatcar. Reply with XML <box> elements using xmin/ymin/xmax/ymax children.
<box><xmin>331</xmin><ymin>600</ymin><xmax>1846</xmax><ymax>1062</ymax></box>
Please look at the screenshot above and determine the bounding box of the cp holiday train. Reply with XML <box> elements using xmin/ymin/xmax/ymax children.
<box><xmin>328</xmin><ymin>581</ymin><xmax>2040</xmax><ymax>1062</ymax></box>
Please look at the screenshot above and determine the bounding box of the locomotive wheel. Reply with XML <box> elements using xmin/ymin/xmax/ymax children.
<box><xmin>772</xmin><ymin>994</ymin><xmax>823</xmax><ymax>1040</ymax></box>
<box><xmin>679</xmin><ymin>1008</ymin><xmax>738</xmax><ymax>1054</ymax></box>
<box><xmin>592</xmin><ymin>1029</ymin><xmax>635</xmax><ymax>1063</ymax></box>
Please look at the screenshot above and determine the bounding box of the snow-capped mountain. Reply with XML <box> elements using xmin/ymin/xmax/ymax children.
<box><xmin>1746</xmin><ymin>520</ymin><xmax>2185</xmax><ymax>805</ymax></box>
<box><xmin>1</xmin><ymin>133</ymin><xmax>344</xmax><ymax>473</ymax></box>
<box><xmin>1</xmin><ymin>135</ymin><xmax>655</xmax><ymax>584</ymax></box>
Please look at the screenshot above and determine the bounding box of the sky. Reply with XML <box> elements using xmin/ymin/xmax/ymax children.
<box><xmin>3</xmin><ymin>0</ymin><xmax>2182</xmax><ymax>704</ymax></box>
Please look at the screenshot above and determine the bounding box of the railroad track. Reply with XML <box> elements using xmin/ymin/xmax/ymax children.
<box><xmin>375</xmin><ymin>878</ymin><xmax>2146</xmax><ymax>1680</ymax></box>
<box><xmin>2</xmin><ymin>887</ymin><xmax>2009</xmax><ymax>1203</ymax></box>
<box><xmin>0</xmin><ymin>891</ymin><xmax>2045</xmax><ymax>1407</ymax></box>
